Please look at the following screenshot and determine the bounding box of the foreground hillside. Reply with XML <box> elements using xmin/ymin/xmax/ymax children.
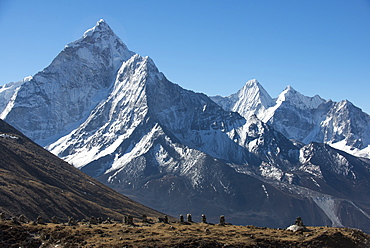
<box><xmin>1</xmin><ymin>219</ymin><xmax>369</xmax><ymax>248</ymax></box>
<box><xmin>0</xmin><ymin>119</ymin><xmax>163</xmax><ymax>222</ymax></box>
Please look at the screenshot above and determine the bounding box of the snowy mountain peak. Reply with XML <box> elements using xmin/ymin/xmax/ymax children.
<box><xmin>278</xmin><ymin>85</ymin><xmax>296</xmax><ymax>98</ymax></box>
<box><xmin>97</xmin><ymin>18</ymin><xmax>107</xmax><ymax>25</ymax></box>
<box><xmin>210</xmin><ymin>79</ymin><xmax>274</xmax><ymax>120</ymax></box>
<box><xmin>65</xmin><ymin>20</ymin><xmax>134</xmax><ymax>67</ymax></box>
<box><xmin>276</xmin><ymin>85</ymin><xmax>325</xmax><ymax>109</ymax></box>
<box><xmin>237</xmin><ymin>79</ymin><xmax>272</xmax><ymax>101</ymax></box>
<box><xmin>2</xmin><ymin>20</ymin><xmax>136</xmax><ymax>145</ymax></box>
<box><xmin>230</xmin><ymin>79</ymin><xmax>274</xmax><ymax>118</ymax></box>
<box><xmin>83</xmin><ymin>19</ymin><xmax>113</xmax><ymax>37</ymax></box>
<box><xmin>244</xmin><ymin>78</ymin><xmax>259</xmax><ymax>87</ymax></box>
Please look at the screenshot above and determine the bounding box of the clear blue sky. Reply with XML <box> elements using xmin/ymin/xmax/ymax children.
<box><xmin>1</xmin><ymin>0</ymin><xmax>370</xmax><ymax>113</ymax></box>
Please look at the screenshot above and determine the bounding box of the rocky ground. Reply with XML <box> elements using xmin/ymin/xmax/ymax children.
<box><xmin>1</xmin><ymin>219</ymin><xmax>370</xmax><ymax>248</ymax></box>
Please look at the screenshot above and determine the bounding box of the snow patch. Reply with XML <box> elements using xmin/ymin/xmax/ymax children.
<box><xmin>310</xmin><ymin>177</ymin><xmax>320</xmax><ymax>187</ymax></box>
<box><xmin>0</xmin><ymin>133</ymin><xmax>18</xmax><ymax>139</ymax></box>
<box><xmin>330</xmin><ymin>140</ymin><xmax>370</xmax><ymax>159</ymax></box>
<box><xmin>261</xmin><ymin>184</ymin><xmax>269</xmax><ymax>198</ymax></box>
<box><xmin>259</xmin><ymin>163</ymin><xmax>284</xmax><ymax>181</ymax></box>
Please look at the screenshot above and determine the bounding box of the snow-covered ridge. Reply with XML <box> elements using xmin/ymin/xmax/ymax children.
<box><xmin>276</xmin><ymin>85</ymin><xmax>325</xmax><ymax>110</ymax></box>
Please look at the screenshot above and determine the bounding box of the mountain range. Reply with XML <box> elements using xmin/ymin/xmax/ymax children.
<box><xmin>211</xmin><ymin>79</ymin><xmax>370</xmax><ymax>159</ymax></box>
<box><xmin>1</xmin><ymin>19</ymin><xmax>370</xmax><ymax>232</ymax></box>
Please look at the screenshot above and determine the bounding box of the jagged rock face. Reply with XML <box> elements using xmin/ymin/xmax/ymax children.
<box><xmin>1</xmin><ymin>20</ymin><xmax>370</xmax><ymax>232</ymax></box>
<box><xmin>298</xmin><ymin>143</ymin><xmax>370</xmax><ymax>200</ymax></box>
<box><xmin>320</xmin><ymin>101</ymin><xmax>370</xmax><ymax>149</ymax></box>
<box><xmin>212</xmin><ymin>81</ymin><xmax>370</xmax><ymax>159</ymax></box>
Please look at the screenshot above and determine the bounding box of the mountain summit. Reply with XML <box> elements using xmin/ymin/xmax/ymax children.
<box><xmin>212</xmin><ymin>79</ymin><xmax>274</xmax><ymax>120</ymax></box>
<box><xmin>1</xmin><ymin>20</ymin><xmax>134</xmax><ymax>146</ymax></box>
<box><xmin>1</xmin><ymin>20</ymin><xmax>370</xmax><ymax>231</ymax></box>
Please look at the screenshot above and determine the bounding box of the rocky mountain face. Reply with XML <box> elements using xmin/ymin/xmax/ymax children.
<box><xmin>211</xmin><ymin>80</ymin><xmax>370</xmax><ymax>159</ymax></box>
<box><xmin>0</xmin><ymin>119</ymin><xmax>164</xmax><ymax>222</ymax></box>
<box><xmin>1</xmin><ymin>20</ymin><xmax>370</xmax><ymax>232</ymax></box>
<box><xmin>1</xmin><ymin>19</ymin><xmax>134</xmax><ymax>146</ymax></box>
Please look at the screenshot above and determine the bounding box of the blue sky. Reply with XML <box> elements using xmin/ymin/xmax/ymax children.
<box><xmin>1</xmin><ymin>0</ymin><xmax>370</xmax><ymax>113</ymax></box>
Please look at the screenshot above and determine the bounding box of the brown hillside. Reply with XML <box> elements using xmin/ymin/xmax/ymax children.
<box><xmin>1</xmin><ymin>220</ymin><xmax>369</xmax><ymax>248</ymax></box>
<box><xmin>0</xmin><ymin>119</ymin><xmax>164</xmax><ymax>222</ymax></box>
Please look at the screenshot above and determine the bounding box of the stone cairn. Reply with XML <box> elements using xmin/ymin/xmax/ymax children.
<box><xmin>295</xmin><ymin>216</ymin><xmax>304</xmax><ymax>226</ymax></box>
<box><xmin>68</xmin><ymin>216</ymin><xmax>76</xmax><ymax>226</ymax></box>
<box><xmin>219</xmin><ymin>215</ymin><xmax>225</xmax><ymax>225</ymax></box>
<box><xmin>177</xmin><ymin>214</ymin><xmax>227</xmax><ymax>225</ymax></box>
<box><xmin>158</xmin><ymin>215</ymin><xmax>169</xmax><ymax>223</ymax></box>
<box><xmin>201</xmin><ymin>214</ymin><xmax>207</xmax><ymax>224</ymax></box>
<box><xmin>124</xmin><ymin>215</ymin><xmax>134</xmax><ymax>225</ymax></box>
<box><xmin>0</xmin><ymin>212</ymin><xmax>232</xmax><ymax>227</ymax></box>
<box><xmin>164</xmin><ymin>215</ymin><xmax>168</xmax><ymax>224</ymax></box>
<box><xmin>286</xmin><ymin>216</ymin><xmax>309</xmax><ymax>232</ymax></box>
<box><xmin>187</xmin><ymin>214</ymin><xmax>193</xmax><ymax>222</ymax></box>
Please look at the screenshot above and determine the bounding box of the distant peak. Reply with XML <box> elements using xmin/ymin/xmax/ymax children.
<box><xmin>232</xmin><ymin>79</ymin><xmax>274</xmax><ymax>110</ymax></box>
<box><xmin>81</xmin><ymin>19</ymin><xmax>113</xmax><ymax>38</ymax></box>
<box><xmin>337</xmin><ymin>99</ymin><xmax>354</xmax><ymax>109</ymax></box>
<box><xmin>245</xmin><ymin>79</ymin><xmax>260</xmax><ymax>87</ymax></box>
<box><xmin>239</xmin><ymin>79</ymin><xmax>262</xmax><ymax>93</ymax></box>
<box><xmin>277</xmin><ymin>85</ymin><xmax>325</xmax><ymax>109</ymax></box>
<box><xmin>95</xmin><ymin>19</ymin><xmax>110</xmax><ymax>30</ymax></box>
<box><xmin>284</xmin><ymin>85</ymin><xmax>296</xmax><ymax>92</ymax></box>
<box><xmin>240</xmin><ymin>79</ymin><xmax>268</xmax><ymax>94</ymax></box>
